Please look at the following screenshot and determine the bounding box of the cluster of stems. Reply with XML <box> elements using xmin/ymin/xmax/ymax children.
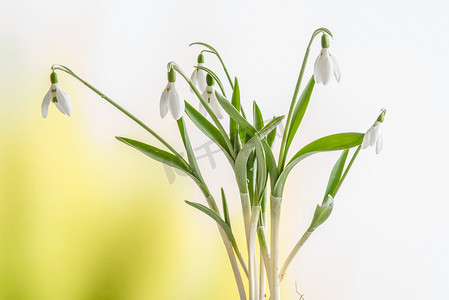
<box><xmin>48</xmin><ymin>28</ymin><xmax>382</xmax><ymax>300</ymax></box>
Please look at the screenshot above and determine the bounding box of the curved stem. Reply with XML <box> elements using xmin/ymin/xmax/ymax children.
<box><xmin>333</xmin><ymin>145</ymin><xmax>361</xmax><ymax>196</ymax></box>
<box><xmin>279</xmin><ymin>230</ymin><xmax>312</xmax><ymax>282</ymax></box>
<box><xmin>51</xmin><ymin>64</ymin><xmax>190</xmax><ymax>170</ymax></box>
<box><xmin>278</xmin><ymin>28</ymin><xmax>332</xmax><ymax>173</ymax></box>
<box><xmin>248</xmin><ymin>206</ymin><xmax>261</xmax><ymax>300</ymax></box>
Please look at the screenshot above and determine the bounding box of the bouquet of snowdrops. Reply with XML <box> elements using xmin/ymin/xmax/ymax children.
<box><xmin>41</xmin><ymin>28</ymin><xmax>385</xmax><ymax>300</ymax></box>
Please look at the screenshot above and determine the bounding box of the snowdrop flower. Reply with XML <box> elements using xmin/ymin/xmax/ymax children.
<box><xmin>314</xmin><ymin>34</ymin><xmax>341</xmax><ymax>85</ymax></box>
<box><xmin>361</xmin><ymin>109</ymin><xmax>386</xmax><ymax>154</ymax></box>
<box><xmin>200</xmin><ymin>74</ymin><xmax>223</xmax><ymax>119</ymax></box>
<box><xmin>160</xmin><ymin>68</ymin><xmax>184</xmax><ymax>120</ymax></box>
<box><xmin>41</xmin><ymin>72</ymin><xmax>73</xmax><ymax>118</ymax></box>
<box><xmin>190</xmin><ymin>53</ymin><xmax>206</xmax><ymax>93</ymax></box>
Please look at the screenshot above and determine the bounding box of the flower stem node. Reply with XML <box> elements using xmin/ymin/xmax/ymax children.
<box><xmin>362</xmin><ymin>109</ymin><xmax>386</xmax><ymax>155</ymax></box>
<box><xmin>41</xmin><ymin>72</ymin><xmax>73</xmax><ymax>118</ymax></box>
<box><xmin>190</xmin><ymin>54</ymin><xmax>207</xmax><ymax>93</ymax></box>
<box><xmin>314</xmin><ymin>34</ymin><xmax>341</xmax><ymax>85</ymax></box>
<box><xmin>160</xmin><ymin>69</ymin><xmax>184</xmax><ymax>120</ymax></box>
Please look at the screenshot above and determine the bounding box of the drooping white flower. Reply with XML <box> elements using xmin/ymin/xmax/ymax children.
<box><xmin>200</xmin><ymin>74</ymin><xmax>223</xmax><ymax>119</ymax></box>
<box><xmin>361</xmin><ymin>109</ymin><xmax>386</xmax><ymax>155</ymax></box>
<box><xmin>41</xmin><ymin>72</ymin><xmax>73</xmax><ymax>118</ymax></box>
<box><xmin>190</xmin><ymin>54</ymin><xmax>206</xmax><ymax>93</ymax></box>
<box><xmin>160</xmin><ymin>68</ymin><xmax>184</xmax><ymax>120</ymax></box>
<box><xmin>314</xmin><ymin>34</ymin><xmax>341</xmax><ymax>85</ymax></box>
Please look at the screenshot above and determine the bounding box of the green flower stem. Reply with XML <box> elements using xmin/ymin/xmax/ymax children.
<box><xmin>270</xmin><ymin>195</ymin><xmax>282</xmax><ymax>300</ymax></box>
<box><xmin>204</xmin><ymin>193</ymin><xmax>247</xmax><ymax>300</ymax></box>
<box><xmin>193</xmin><ymin>45</ymin><xmax>234</xmax><ymax>89</ymax></box>
<box><xmin>50</xmin><ymin>64</ymin><xmax>190</xmax><ymax>170</ymax></box>
<box><xmin>278</xmin><ymin>146</ymin><xmax>362</xmax><ymax>283</ymax></box>
<box><xmin>278</xmin><ymin>28</ymin><xmax>332</xmax><ymax>172</ymax></box>
<box><xmin>279</xmin><ymin>230</ymin><xmax>312</xmax><ymax>282</ymax></box>
<box><xmin>333</xmin><ymin>145</ymin><xmax>361</xmax><ymax>196</ymax></box>
<box><xmin>259</xmin><ymin>253</ymin><xmax>266</xmax><ymax>300</ymax></box>
<box><xmin>169</xmin><ymin>62</ymin><xmax>235</xmax><ymax>159</ymax></box>
<box><xmin>248</xmin><ymin>205</ymin><xmax>261</xmax><ymax>300</ymax></box>
<box><xmin>257</xmin><ymin>225</ymin><xmax>272</xmax><ymax>293</ymax></box>
<box><xmin>240</xmin><ymin>192</ymin><xmax>251</xmax><ymax>241</ymax></box>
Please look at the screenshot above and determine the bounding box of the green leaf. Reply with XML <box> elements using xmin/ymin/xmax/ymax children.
<box><xmin>254</xmin><ymin>136</ymin><xmax>267</xmax><ymax>205</ymax></box>
<box><xmin>230</xmin><ymin>78</ymin><xmax>241</xmax><ymax>156</ymax></box>
<box><xmin>308</xmin><ymin>195</ymin><xmax>334</xmax><ymax>232</ymax></box>
<box><xmin>184</xmin><ymin>101</ymin><xmax>234</xmax><ymax>164</ymax></box>
<box><xmin>221</xmin><ymin>188</ymin><xmax>231</xmax><ymax>228</ymax></box>
<box><xmin>262</xmin><ymin>140</ymin><xmax>278</xmax><ymax>189</ymax></box>
<box><xmin>259</xmin><ymin>116</ymin><xmax>284</xmax><ymax>138</ymax></box>
<box><xmin>266</xmin><ymin>116</ymin><xmax>277</xmax><ymax>148</ymax></box>
<box><xmin>273</xmin><ymin>133</ymin><xmax>364</xmax><ymax>196</ymax></box>
<box><xmin>215</xmin><ymin>91</ymin><xmax>257</xmax><ymax>136</ymax></box>
<box><xmin>116</xmin><ymin>137</ymin><xmax>191</xmax><ymax>173</ymax></box>
<box><xmin>177</xmin><ymin>117</ymin><xmax>203</xmax><ymax>180</ymax></box>
<box><xmin>185</xmin><ymin>200</ymin><xmax>240</xmax><ymax>253</ymax></box>
<box><xmin>285</xmin><ymin>76</ymin><xmax>315</xmax><ymax>153</ymax></box>
<box><xmin>324</xmin><ymin>149</ymin><xmax>349</xmax><ymax>200</ymax></box>
<box><xmin>253</xmin><ymin>101</ymin><xmax>264</xmax><ymax>131</ymax></box>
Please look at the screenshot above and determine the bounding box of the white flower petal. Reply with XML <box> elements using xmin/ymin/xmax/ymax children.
<box><xmin>56</xmin><ymin>87</ymin><xmax>73</xmax><ymax>116</ymax></box>
<box><xmin>199</xmin><ymin>88</ymin><xmax>209</xmax><ymax>117</ymax></box>
<box><xmin>375</xmin><ymin>130</ymin><xmax>383</xmax><ymax>154</ymax></box>
<box><xmin>330</xmin><ymin>54</ymin><xmax>341</xmax><ymax>83</ymax></box>
<box><xmin>209</xmin><ymin>93</ymin><xmax>223</xmax><ymax>119</ymax></box>
<box><xmin>319</xmin><ymin>52</ymin><xmax>333</xmax><ymax>85</ymax></box>
<box><xmin>370</xmin><ymin>124</ymin><xmax>380</xmax><ymax>147</ymax></box>
<box><xmin>313</xmin><ymin>54</ymin><xmax>323</xmax><ymax>84</ymax></box>
<box><xmin>361</xmin><ymin>127</ymin><xmax>372</xmax><ymax>149</ymax></box>
<box><xmin>41</xmin><ymin>87</ymin><xmax>52</xmax><ymax>118</ymax></box>
<box><xmin>160</xmin><ymin>83</ymin><xmax>170</xmax><ymax>118</ymax></box>
<box><xmin>197</xmin><ymin>69</ymin><xmax>206</xmax><ymax>92</ymax></box>
<box><xmin>168</xmin><ymin>84</ymin><xmax>184</xmax><ymax>120</ymax></box>
<box><xmin>190</xmin><ymin>70</ymin><xmax>198</xmax><ymax>93</ymax></box>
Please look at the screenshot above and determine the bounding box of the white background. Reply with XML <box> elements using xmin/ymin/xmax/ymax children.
<box><xmin>1</xmin><ymin>0</ymin><xmax>449</xmax><ymax>299</ymax></box>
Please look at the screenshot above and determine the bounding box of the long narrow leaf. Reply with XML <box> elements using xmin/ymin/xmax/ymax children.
<box><xmin>230</xmin><ymin>78</ymin><xmax>241</xmax><ymax>155</ymax></box>
<box><xmin>324</xmin><ymin>149</ymin><xmax>349</xmax><ymax>200</ymax></box>
<box><xmin>253</xmin><ymin>101</ymin><xmax>264</xmax><ymax>130</ymax></box>
<box><xmin>185</xmin><ymin>200</ymin><xmax>240</xmax><ymax>252</ymax></box>
<box><xmin>285</xmin><ymin>76</ymin><xmax>315</xmax><ymax>153</ymax></box>
<box><xmin>116</xmin><ymin>137</ymin><xmax>191</xmax><ymax>173</ymax></box>
<box><xmin>184</xmin><ymin>101</ymin><xmax>234</xmax><ymax>164</ymax></box>
<box><xmin>177</xmin><ymin>117</ymin><xmax>203</xmax><ymax>180</ymax></box>
<box><xmin>215</xmin><ymin>91</ymin><xmax>256</xmax><ymax>136</ymax></box>
<box><xmin>273</xmin><ymin>133</ymin><xmax>364</xmax><ymax>196</ymax></box>
<box><xmin>221</xmin><ymin>188</ymin><xmax>231</xmax><ymax>227</ymax></box>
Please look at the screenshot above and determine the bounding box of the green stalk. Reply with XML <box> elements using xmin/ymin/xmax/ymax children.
<box><xmin>333</xmin><ymin>145</ymin><xmax>361</xmax><ymax>196</ymax></box>
<box><xmin>51</xmin><ymin>64</ymin><xmax>189</xmax><ymax>169</ymax></box>
<box><xmin>278</xmin><ymin>28</ymin><xmax>332</xmax><ymax>172</ymax></box>
<box><xmin>270</xmin><ymin>195</ymin><xmax>282</xmax><ymax>300</ymax></box>
<box><xmin>279</xmin><ymin>230</ymin><xmax>312</xmax><ymax>282</ymax></box>
<box><xmin>248</xmin><ymin>206</ymin><xmax>261</xmax><ymax>300</ymax></box>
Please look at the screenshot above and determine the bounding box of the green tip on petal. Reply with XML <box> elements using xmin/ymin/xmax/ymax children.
<box><xmin>321</xmin><ymin>34</ymin><xmax>330</xmax><ymax>48</ymax></box>
<box><xmin>167</xmin><ymin>68</ymin><xmax>176</xmax><ymax>82</ymax></box>
<box><xmin>50</xmin><ymin>72</ymin><xmax>58</xmax><ymax>84</ymax></box>
<box><xmin>197</xmin><ymin>53</ymin><xmax>205</xmax><ymax>64</ymax></box>
<box><xmin>377</xmin><ymin>108</ymin><xmax>386</xmax><ymax>123</ymax></box>
<box><xmin>206</xmin><ymin>74</ymin><xmax>214</xmax><ymax>86</ymax></box>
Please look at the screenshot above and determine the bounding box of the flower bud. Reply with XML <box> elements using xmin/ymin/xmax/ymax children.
<box><xmin>321</xmin><ymin>34</ymin><xmax>330</xmax><ymax>49</ymax></box>
<box><xmin>206</xmin><ymin>74</ymin><xmax>214</xmax><ymax>86</ymax></box>
<box><xmin>376</xmin><ymin>108</ymin><xmax>386</xmax><ymax>123</ymax></box>
<box><xmin>50</xmin><ymin>71</ymin><xmax>58</xmax><ymax>84</ymax></box>
<box><xmin>167</xmin><ymin>68</ymin><xmax>176</xmax><ymax>83</ymax></box>
<box><xmin>197</xmin><ymin>53</ymin><xmax>205</xmax><ymax>64</ymax></box>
